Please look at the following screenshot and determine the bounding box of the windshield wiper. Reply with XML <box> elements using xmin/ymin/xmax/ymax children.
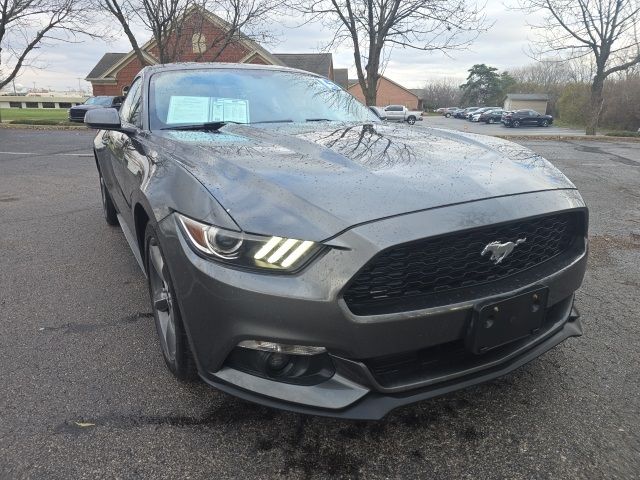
<box><xmin>306</xmin><ymin>118</ymin><xmax>333</xmax><ymax>122</ymax></box>
<box><xmin>162</xmin><ymin>121</ymin><xmax>243</xmax><ymax>131</ymax></box>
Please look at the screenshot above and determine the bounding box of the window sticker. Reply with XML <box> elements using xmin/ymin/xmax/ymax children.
<box><xmin>167</xmin><ymin>96</ymin><xmax>250</xmax><ymax>124</ymax></box>
<box><xmin>210</xmin><ymin>98</ymin><xmax>249</xmax><ymax>124</ymax></box>
<box><xmin>167</xmin><ymin>96</ymin><xmax>211</xmax><ymax>124</ymax></box>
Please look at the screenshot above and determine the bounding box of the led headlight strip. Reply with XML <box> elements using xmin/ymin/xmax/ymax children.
<box><xmin>177</xmin><ymin>213</ymin><xmax>320</xmax><ymax>271</ymax></box>
<box><xmin>254</xmin><ymin>237</ymin><xmax>315</xmax><ymax>268</ymax></box>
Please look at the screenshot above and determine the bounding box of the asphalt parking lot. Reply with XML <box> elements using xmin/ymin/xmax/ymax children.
<box><xmin>418</xmin><ymin>114</ymin><xmax>587</xmax><ymax>136</ymax></box>
<box><xmin>1</xmin><ymin>127</ymin><xmax>639</xmax><ymax>479</ymax></box>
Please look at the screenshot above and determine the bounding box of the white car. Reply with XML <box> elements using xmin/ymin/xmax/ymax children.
<box><xmin>382</xmin><ymin>105</ymin><xmax>423</xmax><ymax>125</ymax></box>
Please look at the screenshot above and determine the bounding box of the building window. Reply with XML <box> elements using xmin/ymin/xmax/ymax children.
<box><xmin>192</xmin><ymin>33</ymin><xmax>207</xmax><ymax>53</ymax></box>
<box><xmin>25</xmin><ymin>102</ymin><xmax>39</xmax><ymax>108</ymax></box>
<box><xmin>42</xmin><ymin>102</ymin><xmax>55</xmax><ymax>108</ymax></box>
<box><xmin>59</xmin><ymin>102</ymin><xmax>72</xmax><ymax>108</ymax></box>
<box><xmin>9</xmin><ymin>102</ymin><xmax>22</xmax><ymax>108</ymax></box>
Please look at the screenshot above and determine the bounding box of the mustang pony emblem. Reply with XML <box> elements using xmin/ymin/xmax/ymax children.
<box><xmin>481</xmin><ymin>238</ymin><xmax>526</xmax><ymax>264</ymax></box>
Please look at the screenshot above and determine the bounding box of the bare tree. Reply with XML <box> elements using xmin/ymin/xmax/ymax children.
<box><xmin>421</xmin><ymin>77</ymin><xmax>462</xmax><ymax>109</ymax></box>
<box><xmin>523</xmin><ymin>0</ymin><xmax>640</xmax><ymax>135</ymax></box>
<box><xmin>0</xmin><ymin>0</ymin><xmax>96</xmax><ymax>89</ymax></box>
<box><xmin>289</xmin><ymin>0</ymin><xmax>486</xmax><ymax>106</ymax></box>
<box><xmin>197</xmin><ymin>0</ymin><xmax>280</xmax><ymax>61</ymax></box>
<box><xmin>100</xmin><ymin>0</ymin><xmax>147</xmax><ymax>66</ymax></box>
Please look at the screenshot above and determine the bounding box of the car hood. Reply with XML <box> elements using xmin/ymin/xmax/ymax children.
<box><xmin>152</xmin><ymin>122</ymin><xmax>575</xmax><ymax>241</ymax></box>
<box><xmin>71</xmin><ymin>105</ymin><xmax>104</xmax><ymax>111</ymax></box>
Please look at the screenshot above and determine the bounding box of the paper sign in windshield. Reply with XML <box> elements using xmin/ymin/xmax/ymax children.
<box><xmin>167</xmin><ymin>96</ymin><xmax>210</xmax><ymax>124</ymax></box>
<box><xmin>167</xmin><ymin>96</ymin><xmax>249</xmax><ymax>124</ymax></box>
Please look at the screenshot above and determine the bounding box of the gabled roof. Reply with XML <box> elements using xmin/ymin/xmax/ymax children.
<box><xmin>347</xmin><ymin>75</ymin><xmax>419</xmax><ymax>100</ymax></box>
<box><xmin>505</xmin><ymin>93</ymin><xmax>549</xmax><ymax>101</ymax></box>
<box><xmin>333</xmin><ymin>68</ymin><xmax>348</xmax><ymax>89</ymax></box>
<box><xmin>86</xmin><ymin>53</ymin><xmax>127</xmax><ymax>80</ymax></box>
<box><xmin>273</xmin><ymin>53</ymin><xmax>333</xmax><ymax>78</ymax></box>
<box><xmin>86</xmin><ymin>6</ymin><xmax>285</xmax><ymax>81</ymax></box>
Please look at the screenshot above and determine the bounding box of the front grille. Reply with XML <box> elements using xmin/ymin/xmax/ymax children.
<box><xmin>363</xmin><ymin>295</ymin><xmax>575</xmax><ymax>389</ymax></box>
<box><xmin>69</xmin><ymin>111</ymin><xmax>85</xmax><ymax>121</ymax></box>
<box><xmin>343</xmin><ymin>212</ymin><xmax>582</xmax><ymax>314</ymax></box>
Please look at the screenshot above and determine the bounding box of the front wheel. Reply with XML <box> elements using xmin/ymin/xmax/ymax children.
<box><xmin>145</xmin><ymin>224</ymin><xmax>197</xmax><ymax>381</ymax></box>
<box><xmin>541</xmin><ymin>119</ymin><xmax>549</xmax><ymax>127</ymax></box>
<box><xmin>512</xmin><ymin>120</ymin><xmax>521</xmax><ymax>128</ymax></box>
<box><xmin>407</xmin><ymin>116</ymin><xmax>416</xmax><ymax>125</ymax></box>
<box><xmin>445</xmin><ymin>113</ymin><xmax>451</xmax><ymax>118</ymax></box>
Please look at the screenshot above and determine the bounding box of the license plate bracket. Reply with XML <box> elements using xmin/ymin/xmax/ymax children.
<box><xmin>466</xmin><ymin>287</ymin><xmax>549</xmax><ymax>354</ymax></box>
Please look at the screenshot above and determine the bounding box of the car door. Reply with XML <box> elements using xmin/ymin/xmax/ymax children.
<box><xmin>524</xmin><ymin>110</ymin><xmax>536</xmax><ymax>125</ymax></box>
<box><xmin>384</xmin><ymin>105</ymin><xmax>403</xmax><ymax>121</ymax></box>
<box><xmin>107</xmin><ymin>77</ymin><xmax>143</xmax><ymax>227</ymax></box>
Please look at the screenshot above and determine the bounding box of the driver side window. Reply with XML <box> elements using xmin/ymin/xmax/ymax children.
<box><xmin>119</xmin><ymin>78</ymin><xmax>142</xmax><ymax>127</ymax></box>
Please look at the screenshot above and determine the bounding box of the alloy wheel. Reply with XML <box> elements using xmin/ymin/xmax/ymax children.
<box><xmin>148</xmin><ymin>240</ymin><xmax>177</xmax><ymax>363</ymax></box>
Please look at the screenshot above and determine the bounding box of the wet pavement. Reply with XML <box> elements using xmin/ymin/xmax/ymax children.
<box><xmin>1</xmin><ymin>129</ymin><xmax>639</xmax><ymax>479</ymax></box>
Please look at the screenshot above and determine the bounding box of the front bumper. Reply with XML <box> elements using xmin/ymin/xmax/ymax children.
<box><xmin>158</xmin><ymin>189</ymin><xmax>588</xmax><ymax>419</ymax></box>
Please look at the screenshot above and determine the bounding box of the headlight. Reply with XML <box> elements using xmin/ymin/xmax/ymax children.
<box><xmin>177</xmin><ymin>214</ymin><xmax>322</xmax><ymax>272</ymax></box>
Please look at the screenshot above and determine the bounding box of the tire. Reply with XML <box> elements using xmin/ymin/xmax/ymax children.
<box><xmin>99</xmin><ymin>174</ymin><xmax>118</xmax><ymax>226</ymax></box>
<box><xmin>513</xmin><ymin>120</ymin><xmax>521</xmax><ymax>128</ymax></box>
<box><xmin>407</xmin><ymin>116</ymin><xmax>416</xmax><ymax>125</ymax></box>
<box><xmin>145</xmin><ymin>224</ymin><xmax>197</xmax><ymax>381</ymax></box>
<box><xmin>488</xmin><ymin>118</ymin><xmax>495</xmax><ymax>124</ymax></box>
<box><xmin>445</xmin><ymin>113</ymin><xmax>451</xmax><ymax>118</ymax></box>
<box><xmin>541</xmin><ymin>119</ymin><xmax>549</xmax><ymax>127</ymax></box>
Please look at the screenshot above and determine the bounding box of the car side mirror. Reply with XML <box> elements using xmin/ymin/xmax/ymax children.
<box><xmin>85</xmin><ymin>108</ymin><xmax>135</xmax><ymax>134</ymax></box>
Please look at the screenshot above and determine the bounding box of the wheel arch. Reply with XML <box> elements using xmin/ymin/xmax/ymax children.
<box><xmin>134</xmin><ymin>202</ymin><xmax>152</xmax><ymax>264</ymax></box>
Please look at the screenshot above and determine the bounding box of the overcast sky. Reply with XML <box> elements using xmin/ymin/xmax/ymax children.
<box><xmin>13</xmin><ymin>0</ymin><xmax>545</xmax><ymax>92</ymax></box>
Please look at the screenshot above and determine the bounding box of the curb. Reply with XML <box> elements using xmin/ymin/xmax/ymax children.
<box><xmin>494</xmin><ymin>134</ymin><xmax>640</xmax><ymax>142</ymax></box>
<box><xmin>0</xmin><ymin>123</ymin><xmax>88</xmax><ymax>131</ymax></box>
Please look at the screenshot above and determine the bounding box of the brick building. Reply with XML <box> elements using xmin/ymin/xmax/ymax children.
<box><xmin>347</xmin><ymin>76</ymin><xmax>422</xmax><ymax>110</ymax></box>
<box><xmin>85</xmin><ymin>7</ymin><xmax>415</xmax><ymax>102</ymax></box>
<box><xmin>86</xmin><ymin>7</ymin><xmax>287</xmax><ymax>95</ymax></box>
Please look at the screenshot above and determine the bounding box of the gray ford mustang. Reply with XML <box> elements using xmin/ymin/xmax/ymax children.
<box><xmin>86</xmin><ymin>63</ymin><xmax>588</xmax><ymax>419</ymax></box>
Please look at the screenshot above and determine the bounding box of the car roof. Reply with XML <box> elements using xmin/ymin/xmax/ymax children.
<box><xmin>140</xmin><ymin>62</ymin><xmax>323</xmax><ymax>79</ymax></box>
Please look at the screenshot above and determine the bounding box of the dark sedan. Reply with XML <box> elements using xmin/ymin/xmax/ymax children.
<box><xmin>69</xmin><ymin>96</ymin><xmax>123</xmax><ymax>122</ymax></box>
<box><xmin>85</xmin><ymin>63</ymin><xmax>587</xmax><ymax>419</ymax></box>
<box><xmin>503</xmin><ymin>109</ymin><xmax>554</xmax><ymax>128</ymax></box>
<box><xmin>454</xmin><ymin>107</ymin><xmax>479</xmax><ymax>119</ymax></box>
<box><xmin>480</xmin><ymin>109</ymin><xmax>505</xmax><ymax>124</ymax></box>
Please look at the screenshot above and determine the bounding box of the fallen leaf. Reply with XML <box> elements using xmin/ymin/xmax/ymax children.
<box><xmin>74</xmin><ymin>422</ymin><xmax>95</xmax><ymax>428</ymax></box>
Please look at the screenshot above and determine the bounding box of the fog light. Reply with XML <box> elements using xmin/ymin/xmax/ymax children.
<box><xmin>266</xmin><ymin>352</ymin><xmax>290</xmax><ymax>371</ymax></box>
<box><xmin>238</xmin><ymin>340</ymin><xmax>326</xmax><ymax>355</ymax></box>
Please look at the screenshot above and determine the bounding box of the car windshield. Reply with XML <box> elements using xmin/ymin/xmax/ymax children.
<box><xmin>85</xmin><ymin>96</ymin><xmax>113</xmax><ymax>106</ymax></box>
<box><xmin>149</xmin><ymin>68</ymin><xmax>378</xmax><ymax>130</ymax></box>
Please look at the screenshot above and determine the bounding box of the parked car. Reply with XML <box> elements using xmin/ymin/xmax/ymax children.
<box><xmin>480</xmin><ymin>109</ymin><xmax>505</xmax><ymax>124</ymax></box>
<box><xmin>443</xmin><ymin>107</ymin><xmax>459</xmax><ymax>118</ymax></box>
<box><xmin>435</xmin><ymin>107</ymin><xmax>446</xmax><ymax>113</ymax></box>
<box><xmin>86</xmin><ymin>63</ymin><xmax>587</xmax><ymax>420</ymax></box>
<box><xmin>368</xmin><ymin>106</ymin><xmax>387</xmax><ymax>120</ymax></box>
<box><xmin>503</xmin><ymin>109</ymin><xmax>554</xmax><ymax>128</ymax></box>
<box><xmin>68</xmin><ymin>96</ymin><xmax>124</xmax><ymax>122</ymax></box>
<box><xmin>454</xmin><ymin>107</ymin><xmax>479</xmax><ymax>119</ymax></box>
<box><xmin>469</xmin><ymin>107</ymin><xmax>500</xmax><ymax>122</ymax></box>
<box><xmin>382</xmin><ymin>104</ymin><xmax>423</xmax><ymax>125</ymax></box>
